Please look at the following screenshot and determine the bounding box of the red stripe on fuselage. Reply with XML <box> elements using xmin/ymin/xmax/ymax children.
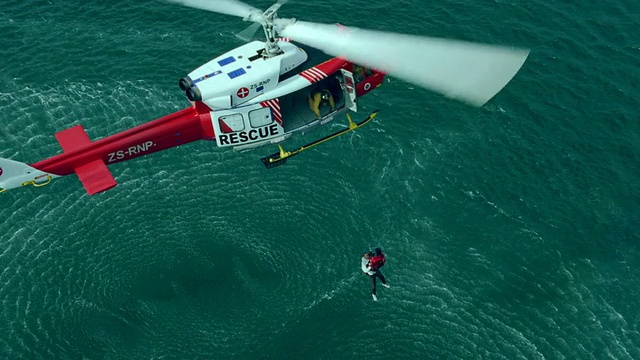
<box><xmin>260</xmin><ymin>100</ymin><xmax>282</xmax><ymax>126</ymax></box>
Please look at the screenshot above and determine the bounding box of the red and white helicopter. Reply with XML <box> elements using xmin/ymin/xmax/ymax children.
<box><xmin>0</xmin><ymin>0</ymin><xmax>529</xmax><ymax>195</ymax></box>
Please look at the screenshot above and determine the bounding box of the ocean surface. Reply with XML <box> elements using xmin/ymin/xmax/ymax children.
<box><xmin>1</xmin><ymin>0</ymin><xmax>639</xmax><ymax>359</ymax></box>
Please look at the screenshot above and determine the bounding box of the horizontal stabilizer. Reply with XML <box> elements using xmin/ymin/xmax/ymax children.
<box><xmin>56</xmin><ymin>125</ymin><xmax>117</xmax><ymax>195</ymax></box>
<box><xmin>74</xmin><ymin>159</ymin><xmax>117</xmax><ymax>195</ymax></box>
<box><xmin>55</xmin><ymin>125</ymin><xmax>92</xmax><ymax>152</ymax></box>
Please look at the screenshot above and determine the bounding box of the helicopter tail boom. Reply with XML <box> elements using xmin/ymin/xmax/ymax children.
<box><xmin>0</xmin><ymin>106</ymin><xmax>216</xmax><ymax>196</ymax></box>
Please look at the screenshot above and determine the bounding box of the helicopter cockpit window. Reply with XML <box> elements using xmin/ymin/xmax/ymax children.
<box><xmin>249</xmin><ymin>107</ymin><xmax>273</xmax><ymax>128</ymax></box>
<box><xmin>218</xmin><ymin>113</ymin><xmax>244</xmax><ymax>133</ymax></box>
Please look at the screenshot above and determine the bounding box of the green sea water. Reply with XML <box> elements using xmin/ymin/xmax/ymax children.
<box><xmin>1</xmin><ymin>0</ymin><xmax>639</xmax><ymax>359</ymax></box>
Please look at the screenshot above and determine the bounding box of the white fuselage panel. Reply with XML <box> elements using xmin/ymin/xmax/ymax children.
<box><xmin>187</xmin><ymin>41</ymin><xmax>307</xmax><ymax>109</ymax></box>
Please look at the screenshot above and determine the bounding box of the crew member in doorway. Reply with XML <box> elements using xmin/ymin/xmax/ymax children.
<box><xmin>309</xmin><ymin>89</ymin><xmax>335</xmax><ymax>117</ymax></box>
<box><xmin>361</xmin><ymin>247</ymin><xmax>389</xmax><ymax>301</ymax></box>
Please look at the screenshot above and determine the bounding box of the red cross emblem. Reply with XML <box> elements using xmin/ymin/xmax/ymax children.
<box><xmin>236</xmin><ymin>87</ymin><xmax>250</xmax><ymax>98</ymax></box>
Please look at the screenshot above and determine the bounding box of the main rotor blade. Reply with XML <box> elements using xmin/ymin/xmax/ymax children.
<box><xmin>167</xmin><ymin>0</ymin><xmax>261</xmax><ymax>19</ymax></box>
<box><xmin>236</xmin><ymin>22</ymin><xmax>262</xmax><ymax>41</ymax></box>
<box><xmin>278</xmin><ymin>21</ymin><xmax>529</xmax><ymax>106</ymax></box>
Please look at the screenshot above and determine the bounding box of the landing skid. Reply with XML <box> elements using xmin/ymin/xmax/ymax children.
<box><xmin>260</xmin><ymin>110</ymin><xmax>379</xmax><ymax>168</ymax></box>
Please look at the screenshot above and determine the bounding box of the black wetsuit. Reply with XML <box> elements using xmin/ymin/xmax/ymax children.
<box><xmin>369</xmin><ymin>270</ymin><xmax>387</xmax><ymax>295</ymax></box>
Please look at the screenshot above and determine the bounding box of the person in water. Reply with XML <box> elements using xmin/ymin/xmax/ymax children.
<box><xmin>361</xmin><ymin>247</ymin><xmax>389</xmax><ymax>301</ymax></box>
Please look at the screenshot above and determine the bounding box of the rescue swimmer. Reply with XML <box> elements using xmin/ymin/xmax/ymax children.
<box><xmin>361</xmin><ymin>247</ymin><xmax>390</xmax><ymax>301</ymax></box>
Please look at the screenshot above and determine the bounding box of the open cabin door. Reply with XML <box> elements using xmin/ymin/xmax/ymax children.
<box><xmin>211</xmin><ymin>103</ymin><xmax>285</xmax><ymax>148</ymax></box>
<box><xmin>340</xmin><ymin>69</ymin><xmax>358</xmax><ymax>112</ymax></box>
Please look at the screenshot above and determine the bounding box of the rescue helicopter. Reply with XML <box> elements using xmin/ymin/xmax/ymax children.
<box><xmin>0</xmin><ymin>0</ymin><xmax>529</xmax><ymax>196</ymax></box>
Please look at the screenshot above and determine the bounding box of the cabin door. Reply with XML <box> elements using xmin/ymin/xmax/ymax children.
<box><xmin>340</xmin><ymin>69</ymin><xmax>358</xmax><ymax>112</ymax></box>
<box><xmin>212</xmin><ymin>106</ymin><xmax>284</xmax><ymax>147</ymax></box>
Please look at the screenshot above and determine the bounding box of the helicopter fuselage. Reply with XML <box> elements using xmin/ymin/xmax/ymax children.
<box><xmin>0</xmin><ymin>40</ymin><xmax>384</xmax><ymax>195</ymax></box>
